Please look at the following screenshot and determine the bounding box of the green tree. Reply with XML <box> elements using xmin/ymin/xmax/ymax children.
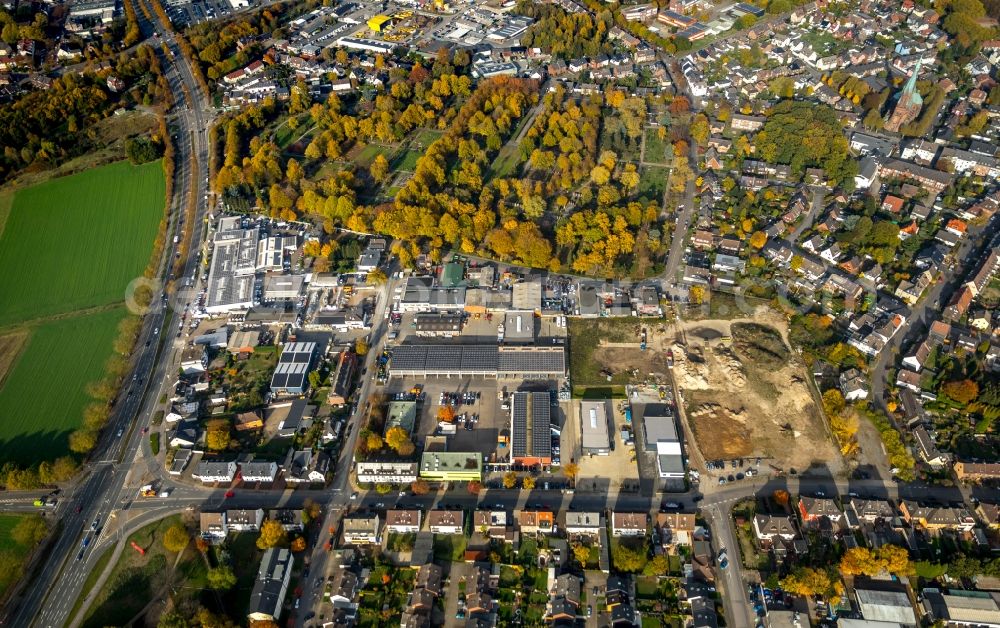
<box><xmin>611</xmin><ymin>539</ymin><xmax>648</xmax><ymax>573</ymax></box>
<box><xmin>11</xmin><ymin>514</ymin><xmax>48</xmax><ymax>546</ymax></box>
<box><xmin>370</xmin><ymin>153</ymin><xmax>390</xmax><ymax>184</ymax></box>
<box><xmin>207</xmin><ymin>565</ymin><xmax>238</xmax><ymax>590</ymax></box>
<box><xmin>256</xmin><ymin>519</ymin><xmax>287</xmax><ymax>549</ymax></box>
<box><xmin>163</xmin><ymin>524</ymin><xmax>190</xmax><ymax>553</ymax></box>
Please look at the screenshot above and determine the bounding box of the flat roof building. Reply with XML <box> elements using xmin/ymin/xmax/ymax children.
<box><xmin>511</xmin><ymin>391</ymin><xmax>552</xmax><ymax>466</ymax></box>
<box><xmin>389</xmin><ymin>344</ymin><xmax>564</xmax><ymax>379</ymax></box>
<box><xmin>262</xmin><ymin>274</ymin><xmax>305</xmax><ymax>301</ymax></box>
<box><xmin>206</xmin><ymin>224</ymin><xmax>259</xmax><ymax>313</ymax></box>
<box><xmin>270</xmin><ymin>342</ymin><xmax>316</xmax><ymax>396</ymax></box>
<box><xmin>640</xmin><ymin>403</ymin><xmax>685</xmax><ymax>479</ymax></box>
<box><xmin>385</xmin><ymin>401</ymin><xmax>417</xmax><ymax>435</ymax></box>
<box><xmin>580</xmin><ymin>400</ymin><xmax>611</xmax><ymax>455</ymax></box>
<box><xmin>414</xmin><ymin>312</ymin><xmax>463</xmax><ymax>337</ymax></box>
<box><xmin>502</xmin><ymin>311</ymin><xmax>535</xmax><ymax>343</ymax></box>
<box><xmin>512</xmin><ymin>281</ymin><xmax>542</xmax><ymax>312</ymax></box>
<box><xmin>855</xmin><ymin>585</ymin><xmax>918</xmax><ymax>626</ymax></box>
<box><xmin>247</xmin><ymin>548</ymin><xmax>293</xmax><ymax>621</ymax></box>
<box><xmin>419</xmin><ymin>451</ymin><xmax>483</xmax><ymax>481</ymax></box>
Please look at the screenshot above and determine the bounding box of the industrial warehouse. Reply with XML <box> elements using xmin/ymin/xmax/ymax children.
<box><xmin>387</xmin><ymin>344</ymin><xmax>565</xmax><ymax>379</ymax></box>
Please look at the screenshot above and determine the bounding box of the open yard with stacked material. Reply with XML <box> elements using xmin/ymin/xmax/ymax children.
<box><xmin>673</xmin><ymin>317</ymin><xmax>842</xmax><ymax>474</ymax></box>
<box><xmin>0</xmin><ymin>160</ymin><xmax>164</xmax><ymax>466</ymax></box>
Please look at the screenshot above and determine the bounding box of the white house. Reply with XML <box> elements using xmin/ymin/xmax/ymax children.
<box><xmin>565</xmin><ymin>512</ymin><xmax>602</xmax><ymax>538</ymax></box>
<box><xmin>240</xmin><ymin>461</ymin><xmax>278</xmax><ymax>483</ymax></box>
<box><xmin>193</xmin><ymin>461</ymin><xmax>238</xmax><ymax>484</ymax></box>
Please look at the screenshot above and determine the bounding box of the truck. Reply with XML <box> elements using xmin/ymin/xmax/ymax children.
<box><xmin>438</xmin><ymin>423</ymin><xmax>457</xmax><ymax>435</ymax></box>
<box><xmin>140</xmin><ymin>484</ymin><xmax>157</xmax><ymax>497</ymax></box>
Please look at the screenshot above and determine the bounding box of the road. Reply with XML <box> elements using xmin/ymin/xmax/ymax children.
<box><xmin>870</xmin><ymin>214</ymin><xmax>1000</xmax><ymax>414</ymax></box>
<box><xmin>5</xmin><ymin>0</ymin><xmax>214</xmax><ymax>623</ymax></box>
<box><xmin>295</xmin><ymin>266</ymin><xmax>399</xmax><ymax>625</ymax></box>
<box><xmin>661</xmin><ymin>132</ymin><xmax>698</xmax><ymax>299</ymax></box>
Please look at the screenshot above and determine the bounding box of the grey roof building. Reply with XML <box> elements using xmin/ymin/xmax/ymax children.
<box><xmin>388</xmin><ymin>345</ymin><xmax>564</xmax><ymax>379</ymax></box>
<box><xmin>270</xmin><ymin>342</ymin><xmax>317</xmax><ymax>396</ymax></box>
<box><xmin>247</xmin><ymin>548</ymin><xmax>293</xmax><ymax>621</ymax></box>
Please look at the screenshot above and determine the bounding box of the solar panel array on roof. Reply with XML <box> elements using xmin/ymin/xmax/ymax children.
<box><xmin>388</xmin><ymin>345</ymin><xmax>565</xmax><ymax>377</ymax></box>
<box><xmin>511</xmin><ymin>392</ymin><xmax>551</xmax><ymax>461</ymax></box>
<box><xmin>270</xmin><ymin>342</ymin><xmax>316</xmax><ymax>392</ymax></box>
<box><xmin>531</xmin><ymin>394</ymin><xmax>551</xmax><ymax>458</ymax></box>
<box><xmin>511</xmin><ymin>393</ymin><xmax>528</xmax><ymax>458</ymax></box>
<box><xmin>279</xmin><ymin>342</ymin><xmax>316</xmax><ymax>364</ymax></box>
<box><xmin>498</xmin><ymin>349</ymin><xmax>565</xmax><ymax>374</ymax></box>
<box><xmin>389</xmin><ymin>346</ymin><xmax>429</xmax><ymax>371</ymax></box>
<box><xmin>271</xmin><ymin>362</ymin><xmax>309</xmax><ymax>390</ymax></box>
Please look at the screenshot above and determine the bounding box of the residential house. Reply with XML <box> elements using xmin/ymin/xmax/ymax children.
<box><xmin>899</xmin><ymin>500</ymin><xmax>976</xmax><ymax>532</ymax></box>
<box><xmin>655</xmin><ymin>512</ymin><xmax>696</xmax><ymax>546</ymax></box>
<box><xmin>914</xmin><ymin>426</ymin><xmax>948</xmax><ymax>469</ymax></box>
<box><xmin>385</xmin><ymin>510</ymin><xmax>422</xmax><ymax>534</ymax></box>
<box><xmin>473</xmin><ymin>510</ymin><xmax>512</xmax><ymax>541</ymax></box>
<box><xmin>611</xmin><ymin>512</ymin><xmax>647</xmax><ymax>537</ymax></box>
<box><xmin>752</xmin><ymin>514</ymin><xmax>797</xmax><ymax>549</ymax></box>
<box><xmin>565</xmin><ymin>512</ymin><xmax>602</xmax><ymax>539</ymax></box>
<box><xmin>976</xmin><ymin>502</ymin><xmax>1000</xmax><ymax>528</ymax></box>
<box><xmin>227</xmin><ymin>508</ymin><xmax>264</xmax><ymax>531</ymax></box>
<box><xmin>200</xmin><ymin>512</ymin><xmax>227</xmax><ymax>541</ymax></box>
<box><xmin>516</xmin><ymin>510</ymin><xmax>555</xmax><ymax>536</ymax></box>
<box><xmin>798</xmin><ymin>497</ymin><xmax>844</xmax><ymax>525</ymax></box>
<box><xmin>193</xmin><ymin>460</ymin><xmax>238</xmax><ymax>484</ymax></box>
<box><xmin>427</xmin><ymin>510</ymin><xmax>464</xmax><ymax>535</ymax></box>
<box><xmin>848</xmin><ymin>498</ymin><xmax>895</xmax><ymax>525</ymax></box>
<box><xmin>326</xmin><ymin>569</ymin><xmax>359</xmax><ymax>605</ymax></box>
<box><xmin>342</xmin><ymin>514</ymin><xmax>382</xmax><ymax>545</ymax></box>
<box><xmin>840</xmin><ymin>368</ymin><xmax>870</xmax><ymax>401</ymax></box>
<box><xmin>267</xmin><ymin>509</ymin><xmax>304</xmax><ymax>531</ymax></box>
<box><xmin>955</xmin><ymin>462</ymin><xmax>1000</xmax><ymax>482</ymax></box>
<box><xmin>355</xmin><ymin>461</ymin><xmax>419</xmax><ymax>485</ymax></box>
<box><xmin>415</xmin><ymin>563</ymin><xmax>443</xmax><ymax>597</ymax></box>
<box><xmin>169</xmin><ymin>420</ymin><xmax>201</xmax><ymax>449</ymax></box>
<box><xmin>547</xmin><ymin>573</ymin><xmax>582</xmax><ymax>621</ymax></box>
<box><xmin>240</xmin><ymin>460</ymin><xmax>278</xmax><ymax>484</ymax></box>
<box><xmin>283</xmin><ymin>449</ymin><xmax>329</xmax><ymax>485</ymax></box>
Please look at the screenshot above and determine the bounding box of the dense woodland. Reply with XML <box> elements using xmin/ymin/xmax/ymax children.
<box><xmin>756</xmin><ymin>101</ymin><xmax>857</xmax><ymax>189</ymax></box>
<box><xmin>0</xmin><ymin>45</ymin><xmax>170</xmax><ymax>182</ymax></box>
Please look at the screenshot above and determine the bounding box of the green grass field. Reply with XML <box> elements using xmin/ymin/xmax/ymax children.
<box><xmin>638</xmin><ymin>165</ymin><xmax>669</xmax><ymax>202</ymax></box>
<box><xmin>353</xmin><ymin>143</ymin><xmax>394</xmax><ymax>167</ymax></box>
<box><xmin>0</xmin><ymin>160</ymin><xmax>164</xmax><ymax>328</ymax></box>
<box><xmin>82</xmin><ymin>515</ymin><xmax>207</xmax><ymax>628</ymax></box>
<box><xmin>643</xmin><ymin>128</ymin><xmax>671</xmax><ymax>165</ymax></box>
<box><xmin>0</xmin><ymin>308</ymin><xmax>126</xmax><ymax>465</ymax></box>
<box><xmin>0</xmin><ymin>514</ymin><xmax>36</xmax><ymax>597</ymax></box>
<box><xmin>391</xmin><ymin>149</ymin><xmax>422</xmax><ymax>172</ymax></box>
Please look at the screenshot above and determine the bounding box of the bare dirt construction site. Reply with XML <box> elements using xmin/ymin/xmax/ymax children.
<box><xmin>672</xmin><ymin>315</ymin><xmax>843</xmax><ymax>474</ymax></box>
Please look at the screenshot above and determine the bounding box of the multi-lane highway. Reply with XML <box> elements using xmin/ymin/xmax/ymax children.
<box><xmin>5</xmin><ymin>0</ymin><xmax>214</xmax><ymax>624</ymax></box>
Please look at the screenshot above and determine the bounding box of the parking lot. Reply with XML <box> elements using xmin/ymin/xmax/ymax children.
<box><xmin>383</xmin><ymin>377</ymin><xmax>506</xmax><ymax>462</ymax></box>
<box><xmin>574</xmin><ymin>399</ymin><xmax>640</xmax><ymax>494</ymax></box>
<box><xmin>164</xmin><ymin>0</ymin><xmax>243</xmax><ymax>28</ymax></box>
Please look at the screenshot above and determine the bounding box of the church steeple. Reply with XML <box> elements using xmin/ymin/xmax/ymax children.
<box><xmin>884</xmin><ymin>59</ymin><xmax>925</xmax><ymax>132</ymax></box>
<box><xmin>902</xmin><ymin>58</ymin><xmax>922</xmax><ymax>97</ymax></box>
